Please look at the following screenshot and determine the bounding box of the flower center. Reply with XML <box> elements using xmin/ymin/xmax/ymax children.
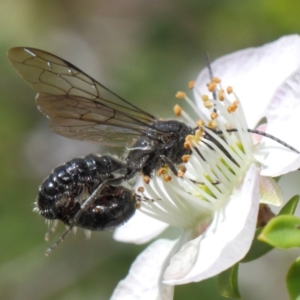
<box><xmin>137</xmin><ymin>78</ymin><xmax>255</xmax><ymax>231</ymax></box>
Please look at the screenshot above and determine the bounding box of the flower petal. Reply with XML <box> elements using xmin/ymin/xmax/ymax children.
<box><xmin>256</xmin><ymin>68</ymin><xmax>300</xmax><ymax>175</ymax></box>
<box><xmin>111</xmin><ymin>239</ymin><xmax>176</xmax><ymax>300</ymax></box>
<box><xmin>113</xmin><ymin>210</ymin><xmax>168</xmax><ymax>244</ymax></box>
<box><xmin>163</xmin><ymin>164</ymin><xmax>260</xmax><ymax>284</ymax></box>
<box><xmin>266</xmin><ymin>69</ymin><xmax>300</xmax><ymax>132</ymax></box>
<box><xmin>255</xmin><ymin>131</ymin><xmax>300</xmax><ymax>177</ymax></box>
<box><xmin>258</xmin><ymin>150</ymin><xmax>300</xmax><ymax>177</ymax></box>
<box><xmin>195</xmin><ymin>35</ymin><xmax>300</xmax><ymax>128</ymax></box>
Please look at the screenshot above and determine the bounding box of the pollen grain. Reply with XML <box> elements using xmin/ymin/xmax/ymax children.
<box><xmin>175</xmin><ymin>91</ymin><xmax>186</xmax><ymax>99</ymax></box>
<box><xmin>188</xmin><ymin>81</ymin><xmax>195</xmax><ymax>89</ymax></box>
<box><xmin>174</xmin><ymin>104</ymin><xmax>182</xmax><ymax>116</ymax></box>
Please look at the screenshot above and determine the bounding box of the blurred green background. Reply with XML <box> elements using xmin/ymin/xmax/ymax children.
<box><xmin>1</xmin><ymin>0</ymin><xmax>300</xmax><ymax>299</ymax></box>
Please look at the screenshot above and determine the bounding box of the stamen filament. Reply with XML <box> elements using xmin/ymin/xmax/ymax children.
<box><xmin>181</xmin><ymin>109</ymin><xmax>198</xmax><ymax>126</ymax></box>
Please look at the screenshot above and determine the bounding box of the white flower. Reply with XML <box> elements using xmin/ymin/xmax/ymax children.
<box><xmin>111</xmin><ymin>35</ymin><xmax>300</xmax><ymax>300</ymax></box>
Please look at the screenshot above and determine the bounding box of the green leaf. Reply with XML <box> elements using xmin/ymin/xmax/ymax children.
<box><xmin>241</xmin><ymin>227</ymin><xmax>273</xmax><ymax>262</ymax></box>
<box><xmin>258</xmin><ymin>215</ymin><xmax>300</xmax><ymax>248</ymax></box>
<box><xmin>286</xmin><ymin>257</ymin><xmax>300</xmax><ymax>300</ymax></box>
<box><xmin>217</xmin><ymin>264</ymin><xmax>241</xmax><ymax>298</ymax></box>
<box><xmin>242</xmin><ymin>196</ymin><xmax>299</xmax><ymax>262</ymax></box>
<box><xmin>279</xmin><ymin>195</ymin><xmax>299</xmax><ymax>215</ymax></box>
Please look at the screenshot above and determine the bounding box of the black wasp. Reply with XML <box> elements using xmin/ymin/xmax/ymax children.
<box><xmin>8</xmin><ymin>47</ymin><xmax>193</xmax><ymax>251</ymax></box>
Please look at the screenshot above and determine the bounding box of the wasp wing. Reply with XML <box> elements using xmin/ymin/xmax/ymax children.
<box><xmin>8</xmin><ymin>47</ymin><xmax>157</xmax><ymax>146</ymax></box>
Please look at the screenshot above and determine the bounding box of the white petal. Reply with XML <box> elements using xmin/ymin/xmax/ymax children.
<box><xmin>258</xmin><ymin>149</ymin><xmax>300</xmax><ymax>177</ymax></box>
<box><xmin>251</xmin><ymin>124</ymin><xmax>267</xmax><ymax>145</ymax></box>
<box><xmin>266</xmin><ymin>69</ymin><xmax>300</xmax><ymax>132</ymax></box>
<box><xmin>113</xmin><ymin>210</ymin><xmax>168</xmax><ymax>244</ymax></box>
<box><xmin>163</xmin><ymin>164</ymin><xmax>260</xmax><ymax>284</ymax></box>
<box><xmin>111</xmin><ymin>239</ymin><xmax>176</xmax><ymax>300</ymax></box>
<box><xmin>163</xmin><ymin>234</ymin><xmax>203</xmax><ymax>281</ymax></box>
<box><xmin>255</xmin><ymin>69</ymin><xmax>300</xmax><ymax>175</ymax></box>
<box><xmin>195</xmin><ymin>35</ymin><xmax>300</xmax><ymax>128</ymax></box>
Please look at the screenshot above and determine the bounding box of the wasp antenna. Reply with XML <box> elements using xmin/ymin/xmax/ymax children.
<box><xmin>205</xmin><ymin>51</ymin><xmax>214</xmax><ymax>81</ymax></box>
<box><xmin>204</xmin><ymin>51</ymin><xmax>217</xmax><ymax>113</ymax></box>
<box><xmin>225</xmin><ymin>128</ymin><xmax>300</xmax><ymax>154</ymax></box>
<box><xmin>141</xmin><ymin>195</ymin><xmax>160</xmax><ymax>203</ymax></box>
<box><xmin>189</xmin><ymin>178</ymin><xmax>220</xmax><ymax>186</ymax></box>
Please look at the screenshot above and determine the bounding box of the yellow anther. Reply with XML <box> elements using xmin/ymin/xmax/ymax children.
<box><xmin>227</xmin><ymin>100</ymin><xmax>239</xmax><ymax>113</ymax></box>
<box><xmin>182</xmin><ymin>155</ymin><xmax>191</xmax><ymax>163</ymax></box>
<box><xmin>204</xmin><ymin>101</ymin><xmax>213</xmax><ymax>109</ymax></box>
<box><xmin>227</xmin><ymin>86</ymin><xmax>233</xmax><ymax>94</ymax></box>
<box><xmin>164</xmin><ymin>175</ymin><xmax>172</xmax><ymax>182</ymax></box>
<box><xmin>218</xmin><ymin>89</ymin><xmax>225</xmax><ymax>101</ymax></box>
<box><xmin>143</xmin><ymin>176</ymin><xmax>150</xmax><ymax>184</ymax></box>
<box><xmin>208</xmin><ymin>120</ymin><xmax>218</xmax><ymax>129</ymax></box>
<box><xmin>210</xmin><ymin>112</ymin><xmax>218</xmax><ymax>120</ymax></box>
<box><xmin>184</xmin><ymin>134</ymin><xmax>196</xmax><ymax>149</ymax></box>
<box><xmin>157</xmin><ymin>167</ymin><xmax>167</xmax><ymax>176</ymax></box>
<box><xmin>185</xmin><ymin>134</ymin><xmax>193</xmax><ymax>142</ymax></box>
<box><xmin>177</xmin><ymin>170</ymin><xmax>184</xmax><ymax>177</ymax></box>
<box><xmin>180</xmin><ymin>165</ymin><xmax>187</xmax><ymax>173</ymax></box>
<box><xmin>188</xmin><ymin>81</ymin><xmax>195</xmax><ymax>89</ymax></box>
<box><xmin>184</xmin><ymin>141</ymin><xmax>191</xmax><ymax>150</ymax></box>
<box><xmin>195</xmin><ymin>128</ymin><xmax>204</xmax><ymax>140</ymax></box>
<box><xmin>208</xmin><ymin>82</ymin><xmax>216</xmax><ymax>92</ymax></box>
<box><xmin>212</xmin><ymin>77</ymin><xmax>221</xmax><ymax>83</ymax></box>
<box><xmin>173</xmin><ymin>104</ymin><xmax>182</xmax><ymax>117</ymax></box>
<box><xmin>137</xmin><ymin>186</ymin><xmax>144</xmax><ymax>193</ymax></box>
<box><xmin>196</xmin><ymin>120</ymin><xmax>205</xmax><ymax>127</ymax></box>
<box><xmin>175</xmin><ymin>91</ymin><xmax>186</xmax><ymax>99</ymax></box>
<box><xmin>202</xmin><ymin>94</ymin><xmax>209</xmax><ymax>101</ymax></box>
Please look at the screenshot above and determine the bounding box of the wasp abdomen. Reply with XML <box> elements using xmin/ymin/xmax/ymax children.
<box><xmin>75</xmin><ymin>186</ymin><xmax>137</xmax><ymax>231</ymax></box>
<box><xmin>36</xmin><ymin>155</ymin><xmax>125</xmax><ymax>219</ymax></box>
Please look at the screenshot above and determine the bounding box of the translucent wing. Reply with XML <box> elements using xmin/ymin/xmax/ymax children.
<box><xmin>8</xmin><ymin>47</ymin><xmax>157</xmax><ymax>146</ymax></box>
